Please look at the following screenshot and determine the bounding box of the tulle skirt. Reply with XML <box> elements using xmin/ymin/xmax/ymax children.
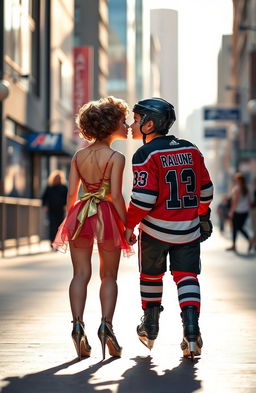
<box><xmin>52</xmin><ymin>200</ymin><xmax>133</xmax><ymax>256</ymax></box>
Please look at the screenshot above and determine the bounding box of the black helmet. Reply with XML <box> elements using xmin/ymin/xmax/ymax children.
<box><xmin>133</xmin><ymin>97</ymin><xmax>176</xmax><ymax>136</ymax></box>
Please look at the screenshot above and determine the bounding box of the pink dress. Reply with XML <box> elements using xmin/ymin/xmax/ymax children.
<box><xmin>53</xmin><ymin>151</ymin><xmax>133</xmax><ymax>256</ymax></box>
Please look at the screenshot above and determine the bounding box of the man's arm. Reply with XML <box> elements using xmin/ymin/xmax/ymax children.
<box><xmin>126</xmin><ymin>149</ymin><xmax>159</xmax><ymax>231</ymax></box>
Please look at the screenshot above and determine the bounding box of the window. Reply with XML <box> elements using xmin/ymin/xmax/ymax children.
<box><xmin>4</xmin><ymin>119</ymin><xmax>32</xmax><ymax>198</ymax></box>
<box><xmin>58</xmin><ymin>54</ymin><xmax>72</xmax><ymax>109</ymax></box>
<box><xmin>107</xmin><ymin>0</ymin><xmax>127</xmax><ymax>93</ymax></box>
<box><xmin>5</xmin><ymin>138</ymin><xmax>32</xmax><ymax>198</ymax></box>
<box><xmin>4</xmin><ymin>0</ymin><xmax>40</xmax><ymax>95</ymax></box>
<box><xmin>31</xmin><ymin>0</ymin><xmax>40</xmax><ymax>96</ymax></box>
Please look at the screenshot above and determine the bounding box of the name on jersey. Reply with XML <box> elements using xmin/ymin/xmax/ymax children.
<box><xmin>160</xmin><ymin>153</ymin><xmax>193</xmax><ymax>167</ymax></box>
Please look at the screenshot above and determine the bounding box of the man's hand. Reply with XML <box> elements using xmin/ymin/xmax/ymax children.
<box><xmin>125</xmin><ymin>228</ymin><xmax>137</xmax><ymax>245</ymax></box>
<box><xmin>199</xmin><ymin>208</ymin><xmax>213</xmax><ymax>242</ymax></box>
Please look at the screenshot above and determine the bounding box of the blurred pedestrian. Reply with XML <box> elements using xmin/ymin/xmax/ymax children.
<box><xmin>226</xmin><ymin>172</ymin><xmax>253</xmax><ymax>252</ymax></box>
<box><xmin>125</xmin><ymin>97</ymin><xmax>213</xmax><ymax>360</ymax></box>
<box><xmin>42</xmin><ymin>170</ymin><xmax>68</xmax><ymax>247</ymax></box>
<box><xmin>216</xmin><ymin>194</ymin><xmax>230</xmax><ymax>232</ymax></box>
<box><xmin>53</xmin><ymin>96</ymin><xmax>133</xmax><ymax>360</ymax></box>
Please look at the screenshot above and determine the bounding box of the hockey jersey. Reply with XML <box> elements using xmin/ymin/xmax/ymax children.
<box><xmin>126</xmin><ymin>135</ymin><xmax>213</xmax><ymax>244</ymax></box>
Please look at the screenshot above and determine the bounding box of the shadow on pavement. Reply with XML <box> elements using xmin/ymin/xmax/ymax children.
<box><xmin>1</xmin><ymin>358</ymin><xmax>115</xmax><ymax>393</ymax></box>
<box><xmin>2</xmin><ymin>355</ymin><xmax>201</xmax><ymax>393</ymax></box>
<box><xmin>234</xmin><ymin>251</ymin><xmax>256</xmax><ymax>259</ymax></box>
<box><xmin>117</xmin><ymin>356</ymin><xmax>201</xmax><ymax>393</ymax></box>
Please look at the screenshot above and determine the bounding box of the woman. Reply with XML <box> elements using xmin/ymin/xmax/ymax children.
<box><xmin>226</xmin><ymin>172</ymin><xmax>253</xmax><ymax>252</ymax></box>
<box><xmin>53</xmin><ymin>96</ymin><xmax>133</xmax><ymax>360</ymax></box>
<box><xmin>42</xmin><ymin>170</ymin><xmax>68</xmax><ymax>247</ymax></box>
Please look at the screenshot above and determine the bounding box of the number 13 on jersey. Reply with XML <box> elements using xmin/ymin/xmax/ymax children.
<box><xmin>165</xmin><ymin>168</ymin><xmax>198</xmax><ymax>209</ymax></box>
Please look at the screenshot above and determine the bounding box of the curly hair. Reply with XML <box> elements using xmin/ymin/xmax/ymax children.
<box><xmin>76</xmin><ymin>96</ymin><xmax>129</xmax><ymax>141</ymax></box>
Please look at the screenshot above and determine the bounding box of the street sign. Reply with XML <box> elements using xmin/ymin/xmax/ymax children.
<box><xmin>204</xmin><ymin>127</ymin><xmax>227</xmax><ymax>138</ymax></box>
<box><xmin>239</xmin><ymin>149</ymin><xmax>256</xmax><ymax>159</ymax></box>
<box><xmin>204</xmin><ymin>107</ymin><xmax>240</xmax><ymax>121</ymax></box>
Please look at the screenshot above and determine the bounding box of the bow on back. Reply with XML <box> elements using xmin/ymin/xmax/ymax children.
<box><xmin>71</xmin><ymin>182</ymin><xmax>110</xmax><ymax>240</ymax></box>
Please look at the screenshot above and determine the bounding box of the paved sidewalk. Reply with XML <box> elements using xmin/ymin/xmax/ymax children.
<box><xmin>0</xmin><ymin>229</ymin><xmax>255</xmax><ymax>393</ymax></box>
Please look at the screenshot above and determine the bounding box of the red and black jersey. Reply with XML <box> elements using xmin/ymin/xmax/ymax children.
<box><xmin>126</xmin><ymin>135</ymin><xmax>213</xmax><ymax>244</ymax></box>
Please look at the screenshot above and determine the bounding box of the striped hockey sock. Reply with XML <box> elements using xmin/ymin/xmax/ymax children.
<box><xmin>172</xmin><ymin>271</ymin><xmax>201</xmax><ymax>312</ymax></box>
<box><xmin>140</xmin><ymin>273</ymin><xmax>164</xmax><ymax>309</ymax></box>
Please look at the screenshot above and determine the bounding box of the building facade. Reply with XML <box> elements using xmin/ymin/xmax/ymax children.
<box><xmin>0</xmin><ymin>0</ymin><xmax>75</xmax><ymax>253</ymax></box>
<box><xmin>150</xmin><ymin>8</ymin><xmax>179</xmax><ymax>136</ymax></box>
<box><xmin>107</xmin><ymin>0</ymin><xmax>147</xmax><ymax>201</ymax></box>
<box><xmin>230</xmin><ymin>0</ymin><xmax>256</xmax><ymax>179</ymax></box>
<box><xmin>215</xmin><ymin>35</ymin><xmax>234</xmax><ymax>193</ymax></box>
<box><xmin>74</xmin><ymin>0</ymin><xmax>108</xmax><ymax>100</ymax></box>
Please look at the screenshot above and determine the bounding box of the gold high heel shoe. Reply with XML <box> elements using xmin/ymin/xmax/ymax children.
<box><xmin>71</xmin><ymin>317</ymin><xmax>91</xmax><ymax>360</ymax></box>
<box><xmin>97</xmin><ymin>317</ymin><xmax>122</xmax><ymax>360</ymax></box>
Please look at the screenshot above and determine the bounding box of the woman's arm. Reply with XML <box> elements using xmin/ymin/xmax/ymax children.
<box><xmin>110</xmin><ymin>152</ymin><xmax>127</xmax><ymax>225</ymax></box>
<box><xmin>66</xmin><ymin>155</ymin><xmax>81</xmax><ymax>211</ymax></box>
<box><xmin>229</xmin><ymin>187</ymin><xmax>239</xmax><ymax>217</ymax></box>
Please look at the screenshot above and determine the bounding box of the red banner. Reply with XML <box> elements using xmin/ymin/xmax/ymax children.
<box><xmin>73</xmin><ymin>46</ymin><xmax>94</xmax><ymax>139</ymax></box>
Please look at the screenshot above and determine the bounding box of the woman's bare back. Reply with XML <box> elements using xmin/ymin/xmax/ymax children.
<box><xmin>76</xmin><ymin>147</ymin><xmax>116</xmax><ymax>184</ymax></box>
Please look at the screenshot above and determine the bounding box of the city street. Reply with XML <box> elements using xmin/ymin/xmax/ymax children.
<box><xmin>0</xmin><ymin>229</ymin><xmax>256</xmax><ymax>393</ymax></box>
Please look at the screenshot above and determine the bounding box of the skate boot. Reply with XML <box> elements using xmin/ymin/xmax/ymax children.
<box><xmin>137</xmin><ymin>304</ymin><xmax>163</xmax><ymax>349</ymax></box>
<box><xmin>180</xmin><ymin>305</ymin><xmax>203</xmax><ymax>361</ymax></box>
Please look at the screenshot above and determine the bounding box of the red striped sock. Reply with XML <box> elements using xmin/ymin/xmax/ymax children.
<box><xmin>172</xmin><ymin>270</ymin><xmax>201</xmax><ymax>312</ymax></box>
<box><xmin>140</xmin><ymin>273</ymin><xmax>164</xmax><ymax>309</ymax></box>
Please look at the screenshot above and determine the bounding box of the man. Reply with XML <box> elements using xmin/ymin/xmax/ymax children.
<box><xmin>125</xmin><ymin>97</ymin><xmax>213</xmax><ymax>360</ymax></box>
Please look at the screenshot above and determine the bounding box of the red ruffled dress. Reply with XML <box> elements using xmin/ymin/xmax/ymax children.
<box><xmin>52</xmin><ymin>151</ymin><xmax>133</xmax><ymax>256</ymax></box>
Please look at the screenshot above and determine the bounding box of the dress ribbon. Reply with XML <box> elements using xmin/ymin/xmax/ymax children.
<box><xmin>71</xmin><ymin>187</ymin><xmax>108</xmax><ymax>240</ymax></box>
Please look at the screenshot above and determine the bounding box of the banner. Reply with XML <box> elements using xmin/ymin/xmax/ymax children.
<box><xmin>73</xmin><ymin>47</ymin><xmax>94</xmax><ymax>139</ymax></box>
<box><xmin>27</xmin><ymin>133</ymin><xmax>62</xmax><ymax>151</ymax></box>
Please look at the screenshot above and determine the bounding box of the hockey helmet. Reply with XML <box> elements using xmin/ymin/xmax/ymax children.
<box><xmin>133</xmin><ymin>97</ymin><xmax>176</xmax><ymax>135</ymax></box>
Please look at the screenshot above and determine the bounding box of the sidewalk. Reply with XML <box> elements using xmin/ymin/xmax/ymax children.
<box><xmin>0</xmin><ymin>240</ymin><xmax>52</xmax><ymax>259</ymax></box>
<box><xmin>0</xmin><ymin>229</ymin><xmax>255</xmax><ymax>393</ymax></box>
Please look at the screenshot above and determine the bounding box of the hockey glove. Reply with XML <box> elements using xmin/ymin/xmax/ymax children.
<box><xmin>199</xmin><ymin>208</ymin><xmax>213</xmax><ymax>242</ymax></box>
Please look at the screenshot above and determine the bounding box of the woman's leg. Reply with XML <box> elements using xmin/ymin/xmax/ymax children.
<box><xmin>232</xmin><ymin>214</ymin><xmax>239</xmax><ymax>247</ymax></box>
<box><xmin>251</xmin><ymin>208</ymin><xmax>256</xmax><ymax>239</ymax></box>
<box><xmin>98</xmin><ymin>244</ymin><xmax>121</xmax><ymax>323</ymax></box>
<box><xmin>240</xmin><ymin>227</ymin><xmax>250</xmax><ymax>240</ymax></box>
<box><xmin>236</xmin><ymin>213</ymin><xmax>250</xmax><ymax>240</ymax></box>
<box><xmin>69</xmin><ymin>242</ymin><xmax>93</xmax><ymax>322</ymax></box>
